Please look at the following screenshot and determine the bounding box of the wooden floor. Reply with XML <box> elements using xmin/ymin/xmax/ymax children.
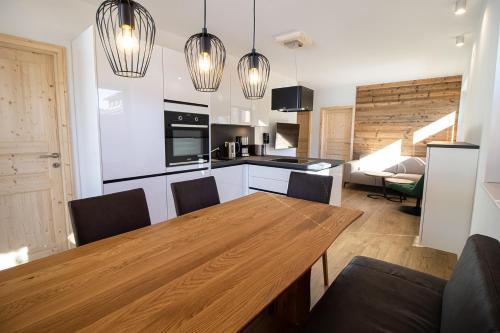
<box><xmin>310</xmin><ymin>185</ymin><xmax>457</xmax><ymax>306</ymax></box>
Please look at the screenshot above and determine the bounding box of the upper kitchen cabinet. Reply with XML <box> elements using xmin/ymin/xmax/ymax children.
<box><xmin>163</xmin><ymin>48</ymin><xmax>209</xmax><ymax>106</ymax></box>
<box><xmin>229</xmin><ymin>57</ymin><xmax>252</xmax><ymax>125</ymax></box>
<box><xmin>251</xmin><ymin>89</ymin><xmax>271</xmax><ymax>127</ymax></box>
<box><xmin>96</xmin><ymin>40</ymin><xmax>165</xmax><ymax>181</ymax></box>
<box><xmin>210</xmin><ymin>62</ymin><xmax>231</xmax><ymax>124</ymax></box>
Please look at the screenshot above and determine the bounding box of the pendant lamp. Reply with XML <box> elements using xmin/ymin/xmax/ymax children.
<box><xmin>184</xmin><ymin>0</ymin><xmax>226</xmax><ymax>92</ymax></box>
<box><xmin>237</xmin><ymin>0</ymin><xmax>270</xmax><ymax>99</ymax></box>
<box><xmin>96</xmin><ymin>0</ymin><xmax>156</xmax><ymax>78</ymax></box>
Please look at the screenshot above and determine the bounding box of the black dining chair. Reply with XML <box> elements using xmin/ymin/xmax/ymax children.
<box><xmin>287</xmin><ymin>172</ymin><xmax>334</xmax><ymax>286</ymax></box>
<box><xmin>68</xmin><ymin>188</ymin><xmax>151</xmax><ymax>246</ymax></box>
<box><xmin>171</xmin><ymin>176</ymin><xmax>221</xmax><ymax>216</ymax></box>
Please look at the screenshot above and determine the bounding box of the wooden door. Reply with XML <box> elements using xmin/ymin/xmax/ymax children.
<box><xmin>320</xmin><ymin>107</ymin><xmax>353</xmax><ymax>160</ymax></box>
<box><xmin>296</xmin><ymin>112</ymin><xmax>311</xmax><ymax>158</ymax></box>
<box><xmin>0</xmin><ymin>34</ymin><xmax>73</xmax><ymax>269</ymax></box>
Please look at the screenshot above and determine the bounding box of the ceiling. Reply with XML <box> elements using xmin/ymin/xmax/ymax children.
<box><xmin>83</xmin><ymin>0</ymin><xmax>481</xmax><ymax>89</ymax></box>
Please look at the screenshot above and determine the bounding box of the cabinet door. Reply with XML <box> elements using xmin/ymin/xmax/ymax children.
<box><xmin>229</xmin><ymin>57</ymin><xmax>252</xmax><ymax>125</ymax></box>
<box><xmin>251</xmin><ymin>91</ymin><xmax>270</xmax><ymax>127</ymax></box>
<box><xmin>209</xmin><ymin>63</ymin><xmax>231</xmax><ymax>124</ymax></box>
<box><xmin>211</xmin><ymin>165</ymin><xmax>247</xmax><ymax>202</ymax></box>
<box><xmin>166</xmin><ymin>169</ymin><xmax>211</xmax><ymax>219</ymax></box>
<box><xmin>163</xmin><ymin>48</ymin><xmax>209</xmax><ymax>106</ymax></box>
<box><xmin>103</xmin><ymin>176</ymin><xmax>168</xmax><ymax>224</ymax></box>
<box><xmin>96</xmin><ymin>44</ymin><xmax>165</xmax><ymax>180</ymax></box>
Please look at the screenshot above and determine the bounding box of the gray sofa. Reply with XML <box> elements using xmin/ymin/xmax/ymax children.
<box><xmin>343</xmin><ymin>156</ymin><xmax>426</xmax><ymax>187</ymax></box>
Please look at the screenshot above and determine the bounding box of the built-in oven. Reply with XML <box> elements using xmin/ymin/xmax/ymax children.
<box><xmin>165</xmin><ymin>111</ymin><xmax>209</xmax><ymax>167</ymax></box>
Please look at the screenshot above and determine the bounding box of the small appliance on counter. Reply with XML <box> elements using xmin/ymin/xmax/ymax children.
<box><xmin>250</xmin><ymin>144</ymin><xmax>265</xmax><ymax>156</ymax></box>
<box><xmin>236</xmin><ymin>136</ymin><xmax>249</xmax><ymax>157</ymax></box>
<box><xmin>224</xmin><ymin>141</ymin><xmax>238</xmax><ymax>159</ymax></box>
<box><xmin>262</xmin><ymin>133</ymin><xmax>270</xmax><ymax>156</ymax></box>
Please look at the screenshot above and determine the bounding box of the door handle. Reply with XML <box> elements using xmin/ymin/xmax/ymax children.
<box><xmin>39</xmin><ymin>153</ymin><xmax>60</xmax><ymax>159</ymax></box>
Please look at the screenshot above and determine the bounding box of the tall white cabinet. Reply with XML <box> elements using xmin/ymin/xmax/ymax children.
<box><xmin>72</xmin><ymin>25</ymin><xmax>167</xmax><ymax>224</ymax></box>
<box><xmin>420</xmin><ymin>142</ymin><xmax>480</xmax><ymax>254</ymax></box>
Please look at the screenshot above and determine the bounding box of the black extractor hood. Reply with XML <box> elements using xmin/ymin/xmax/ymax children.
<box><xmin>271</xmin><ymin>86</ymin><xmax>314</xmax><ymax>112</ymax></box>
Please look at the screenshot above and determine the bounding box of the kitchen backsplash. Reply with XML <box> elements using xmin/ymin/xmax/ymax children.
<box><xmin>211</xmin><ymin>124</ymin><xmax>255</xmax><ymax>150</ymax></box>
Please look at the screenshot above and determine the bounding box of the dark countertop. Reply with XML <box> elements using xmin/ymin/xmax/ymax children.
<box><xmin>211</xmin><ymin>155</ymin><xmax>344</xmax><ymax>171</ymax></box>
<box><xmin>427</xmin><ymin>141</ymin><xmax>480</xmax><ymax>149</ymax></box>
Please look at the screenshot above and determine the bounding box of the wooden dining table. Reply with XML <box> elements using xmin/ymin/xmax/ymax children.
<box><xmin>0</xmin><ymin>192</ymin><xmax>363</xmax><ymax>332</ymax></box>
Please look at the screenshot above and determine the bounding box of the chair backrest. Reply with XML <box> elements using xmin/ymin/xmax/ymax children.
<box><xmin>412</xmin><ymin>175</ymin><xmax>425</xmax><ymax>198</ymax></box>
<box><xmin>171</xmin><ymin>176</ymin><xmax>220</xmax><ymax>216</ymax></box>
<box><xmin>68</xmin><ymin>188</ymin><xmax>151</xmax><ymax>246</ymax></box>
<box><xmin>441</xmin><ymin>234</ymin><xmax>500</xmax><ymax>333</ymax></box>
<box><xmin>287</xmin><ymin>172</ymin><xmax>333</xmax><ymax>204</ymax></box>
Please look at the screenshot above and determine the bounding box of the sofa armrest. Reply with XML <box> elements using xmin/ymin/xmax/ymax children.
<box><xmin>343</xmin><ymin>162</ymin><xmax>352</xmax><ymax>183</ymax></box>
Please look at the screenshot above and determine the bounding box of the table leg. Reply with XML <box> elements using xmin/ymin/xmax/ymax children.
<box><xmin>273</xmin><ymin>269</ymin><xmax>311</xmax><ymax>326</ymax></box>
<box><xmin>368</xmin><ymin>177</ymin><xmax>404</xmax><ymax>202</ymax></box>
<box><xmin>367</xmin><ymin>176</ymin><xmax>386</xmax><ymax>199</ymax></box>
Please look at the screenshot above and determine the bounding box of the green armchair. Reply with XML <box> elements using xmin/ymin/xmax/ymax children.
<box><xmin>386</xmin><ymin>175</ymin><xmax>425</xmax><ymax>216</ymax></box>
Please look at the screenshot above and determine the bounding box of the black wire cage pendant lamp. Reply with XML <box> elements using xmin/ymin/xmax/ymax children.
<box><xmin>238</xmin><ymin>0</ymin><xmax>270</xmax><ymax>100</ymax></box>
<box><xmin>184</xmin><ymin>0</ymin><xmax>226</xmax><ymax>92</ymax></box>
<box><xmin>96</xmin><ymin>0</ymin><xmax>156</xmax><ymax>78</ymax></box>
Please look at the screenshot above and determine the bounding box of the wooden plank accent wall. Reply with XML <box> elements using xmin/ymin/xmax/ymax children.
<box><xmin>353</xmin><ymin>75</ymin><xmax>462</xmax><ymax>158</ymax></box>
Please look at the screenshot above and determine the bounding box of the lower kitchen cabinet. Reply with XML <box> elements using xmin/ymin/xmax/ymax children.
<box><xmin>103</xmin><ymin>176</ymin><xmax>168</xmax><ymax>225</ymax></box>
<box><xmin>166</xmin><ymin>169</ymin><xmax>211</xmax><ymax>219</ymax></box>
<box><xmin>248</xmin><ymin>165</ymin><xmax>343</xmax><ymax>206</ymax></box>
<box><xmin>211</xmin><ymin>165</ymin><xmax>249</xmax><ymax>203</ymax></box>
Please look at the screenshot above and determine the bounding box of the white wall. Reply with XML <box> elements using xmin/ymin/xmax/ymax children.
<box><xmin>254</xmin><ymin>111</ymin><xmax>297</xmax><ymax>157</ymax></box>
<box><xmin>460</xmin><ymin>0</ymin><xmax>500</xmax><ymax>239</ymax></box>
<box><xmin>459</xmin><ymin>0</ymin><xmax>500</xmax><ymax>145</ymax></box>
<box><xmin>309</xmin><ymin>85</ymin><xmax>357</xmax><ymax>158</ymax></box>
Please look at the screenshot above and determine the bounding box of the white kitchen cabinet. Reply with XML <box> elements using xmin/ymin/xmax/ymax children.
<box><xmin>420</xmin><ymin>143</ymin><xmax>479</xmax><ymax>255</ymax></box>
<box><xmin>166</xmin><ymin>169</ymin><xmax>211</xmax><ymax>219</ymax></box>
<box><xmin>209</xmin><ymin>63</ymin><xmax>231</xmax><ymax>124</ymax></box>
<box><xmin>211</xmin><ymin>165</ymin><xmax>248</xmax><ymax>202</ymax></box>
<box><xmin>163</xmin><ymin>48</ymin><xmax>209</xmax><ymax>106</ymax></box>
<box><xmin>96</xmin><ymin>43</ymin><xmax>165</xmax><ymax>181</ymax></box>
<box><xmin>251</xmin><ymin>92</ymin><xmax>270</xmax><ymax>127</ymax></box>
<box><xmin>229</xmin><ymin>57</ymin><xmax>252</xmax><ymax>125</ymax></box>
<box><xmin>103</xmin><ymin>176</ymin><xmax>168</xmax><ymax>224</ymax></box>
<box><xmin>71</xmin><ymin>26</ymin><xmax>103</xmax><ymax>198</ymax></box>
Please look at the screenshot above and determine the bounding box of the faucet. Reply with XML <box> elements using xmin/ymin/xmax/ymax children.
<box><xmin>211</xmin><ymin>147</ymin><xmax>220</xmax><ymax>153</ymax></box>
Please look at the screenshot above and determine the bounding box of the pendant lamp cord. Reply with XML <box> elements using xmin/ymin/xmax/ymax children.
<box><xmin>204</xmin><ymin>0</ymin><xmax>207</xmax><ymax>29</ymax></box>
<box><xmin>252</xmin><ymin>0</ymin><xmax>256</xmax><ymax>50</ymax></box>
<box><xmin>294</xmin><ymin>50</ymin><xmax>298</xmax><ymax>83</ymax></box>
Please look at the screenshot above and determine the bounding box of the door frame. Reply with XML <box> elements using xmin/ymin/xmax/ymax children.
<box><xmin>0</xmin><ymin>33</ymin><xmax>75</xmax><ymax>246</ymax></box>
<box><xmin>319</xmin><ymin>106</ymin><xmax>355</xmax><ymax>161</ymax></box>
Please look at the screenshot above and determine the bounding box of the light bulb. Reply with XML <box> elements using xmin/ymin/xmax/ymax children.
<box><xmin>249</xmin><ymin>67</ymin><xmax>260</xmax><ymax>85</ymax></box>
<box><xmin>199</xmin><ymin>51</ymin><xmax>211</xmax><ymax>72</ymax></box>
<box><xmin>116</xmin><ymin>25</ymin><xmax>138</xmax><ymax>51</ymax></box>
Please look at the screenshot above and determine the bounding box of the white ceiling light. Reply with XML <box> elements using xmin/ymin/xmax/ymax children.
<box><xmin>456</xmin><ymin>35</ymin><xmax>465</xmax><ymax>47</ymax></box>
<box><xmin>455</xmin><ymin>0</ymin><xmax>466</xmax><ymax>15</ymax></box>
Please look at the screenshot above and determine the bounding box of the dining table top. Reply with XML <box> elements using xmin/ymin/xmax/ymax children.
<box><xmin>0</xmin><ymin>192</ymin><xmax>363</xmax><ymax>333</ymax></box>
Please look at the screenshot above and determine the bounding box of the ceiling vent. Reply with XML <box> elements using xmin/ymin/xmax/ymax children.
<box><xmin>275</xmin><ymin>31</ymin><xmax>313</xmax><ymax>49</ymax></box>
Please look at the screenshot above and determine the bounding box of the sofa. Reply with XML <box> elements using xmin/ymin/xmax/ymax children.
<box><xmin>301</xmin><ymin>234</ymin><xmax>500</xmax><ymax>333</ymax></box>
<box><xmin>343</xmin><ymin>156</ymin><xmax>426</xmax><ymax>187</ymax></box>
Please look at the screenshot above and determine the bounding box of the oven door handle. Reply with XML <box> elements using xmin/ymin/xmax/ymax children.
<box><xmin>170</xmin><ymin>124</ymin><xmax>208</xmax><ymax>128</ymax></box>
